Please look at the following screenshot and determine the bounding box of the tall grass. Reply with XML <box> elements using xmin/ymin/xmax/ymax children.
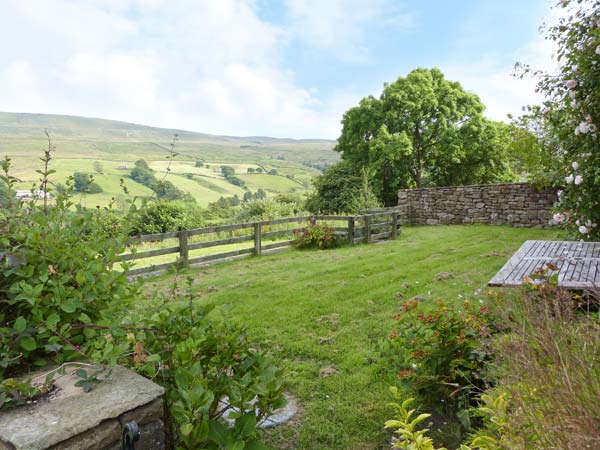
<box><xmin>494</xmin><ymin>283</ymin><xmax>600</xmax><ymax>449</ymax></box>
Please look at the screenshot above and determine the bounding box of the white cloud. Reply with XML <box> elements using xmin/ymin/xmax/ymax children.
<box><xmin>0</xmin><ymin>0</ymin><xmax>353</xmax><ymax>138</ymax></box>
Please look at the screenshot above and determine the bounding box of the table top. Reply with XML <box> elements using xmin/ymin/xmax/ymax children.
<box><xmin>488</xmin><ymin>240</ymin><xmax>600</xmax><ymax>289</ymax></box>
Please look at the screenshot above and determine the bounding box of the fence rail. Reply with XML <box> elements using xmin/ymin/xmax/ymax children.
<box><xmin>121</xmin><ymin>210</ymin><xmax>402</xmax><ymax>277</ymax></box>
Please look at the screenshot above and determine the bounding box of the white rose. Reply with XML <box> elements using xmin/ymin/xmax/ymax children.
<box><xmin>565</xmin><ymin>174</ymin><xmax>574</xmax><ymax>184</ymax></box>
<box><xmin>572</xmin><ymin>161</ymin><xmax>579</xmax><ymax>170</ymax></box>
<box><xmin>579</xmin><ymin>225</ymin><xmax>588</xmax><ymax>234</ymax></box>
<box><xmin>574</xmin><ymin>175</ymin><xmax>583</xmax><ymax>185</ymax></box>
<box><xmin>553</xmin><ymin>213</ymin><xmax>565</xmax><ymax>223</ymax></box>
<box><xmin>566</xmin><ymin>79</ymin><xmax>577</xmax><ymax>88</ymax></box>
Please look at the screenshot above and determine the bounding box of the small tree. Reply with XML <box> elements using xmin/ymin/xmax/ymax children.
<box><xmin>73</xmin><ymin>172</ymin><xmax>103</xmax><ymax>193</ymax></box>
<box><xmin>93</xmin><ymin>161</ymin><xmax>104</xmax><ymax>174</ymax></box>
<box><xmin>194</xmin><ymin>161</ymin><xmax>204</xmax><ymax>168</ymax></box>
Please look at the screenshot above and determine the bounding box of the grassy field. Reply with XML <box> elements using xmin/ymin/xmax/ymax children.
<box><xmin>143</xmin><ymin>224</ymin><xmax>560</xmax><ymax>450</ymax></box>
<box><xmin>0</xmin><ymin>112</ymin><xmax>336</xmax><ymax>207</ymax></box>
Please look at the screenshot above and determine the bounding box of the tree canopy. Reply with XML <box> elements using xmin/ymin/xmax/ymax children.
<box><xmin>334</xmin><ymin>68</ymin><xmax>516</xmax><ymax>204</ymax></box>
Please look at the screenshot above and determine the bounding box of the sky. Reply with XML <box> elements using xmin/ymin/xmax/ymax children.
<box><xmin>0</xmin><ymin>0</ymin><xmax>559</xmax><ymax>139</ymax></box>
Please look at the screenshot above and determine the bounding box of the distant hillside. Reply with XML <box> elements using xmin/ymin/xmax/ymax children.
<box><xmin>0</xmin><ymin>112</ymin><xmax>339</xmax><ymax>207</ymax></box>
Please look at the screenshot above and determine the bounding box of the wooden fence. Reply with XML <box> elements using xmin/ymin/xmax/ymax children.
<box><xmin>121</xmin><ymin>210</ymin><xmax>402</xmax><ymax>277</ymax></box>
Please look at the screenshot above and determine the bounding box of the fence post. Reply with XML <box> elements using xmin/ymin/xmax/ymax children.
<box><xmin>391</xmin><ymin>212</ymin><xmax>398</xmax><ymax>240</ymax></box>
<box><xmin>364</xmin><ymin>215</ymin><xmax>371</xmax><ymax>244</ymax></box>
<box><xmin>179</xmin><ymin>229</ymin><xmax>189</xmax><ymax>268</ymax></box>
<box><xmin>347</xmin><ymin>216</ymin><xmax>355</xmax><ymax>244</ymax></box>
<box><xmin>254</xmin><ymin>222</ymin><xmax>262</xmax><ymax>256</ymax></box>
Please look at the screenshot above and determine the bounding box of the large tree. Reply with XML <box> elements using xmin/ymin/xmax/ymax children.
<box><xmin>335</xmin><ymin>68</ymin><xmax>515</xmax><ymax>204</ymax></box>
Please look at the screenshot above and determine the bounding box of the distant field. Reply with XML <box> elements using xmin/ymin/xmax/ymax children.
<box><xmin>0</xmin><ymin>111</ymin><xmax>338</xmax><ymax>207</ymax></box>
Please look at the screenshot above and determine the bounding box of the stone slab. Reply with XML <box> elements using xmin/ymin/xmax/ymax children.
<box><xmin>0</xmin><ymin>366</ymin><xmax>164</xmax><ymax>450</ymax></box>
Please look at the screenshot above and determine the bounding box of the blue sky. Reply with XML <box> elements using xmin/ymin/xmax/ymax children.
<box><xmin>0</xmin><ymin>0</ymin><xmax>557</xmax><ymax>139</ymax></box>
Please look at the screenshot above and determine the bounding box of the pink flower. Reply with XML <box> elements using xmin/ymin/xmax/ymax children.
<box><xmin>553</xmin><ymin>213</ymin><xmax>566</xmax><ymax>223</ymax></box>
<box><xmin>566</xmin><ymin>79</ymin><xmax>577</xmax><ymax>89</ymax></box>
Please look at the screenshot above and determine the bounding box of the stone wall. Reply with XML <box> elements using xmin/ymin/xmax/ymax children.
<box><xmin>397</xmin><ymin>182</ymin><xmax>557</xmax><ymax>227</ymax></box>
<box><xmin>0</xmin><ymin>366</ymin><xmax>165</xmax><ymax>450</ymax></box>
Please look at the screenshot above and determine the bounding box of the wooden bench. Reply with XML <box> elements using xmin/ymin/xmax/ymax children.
<box><xmin>489</xmin><ymin>240</ymin><xmax>600</xmax><ymax>289</ymax></box>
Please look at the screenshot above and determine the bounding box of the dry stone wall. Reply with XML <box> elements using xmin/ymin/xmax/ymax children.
<box><xmin>397</xmin><ymin>182</ymin><xmax>558</xmax><ymax>227</ymax></box>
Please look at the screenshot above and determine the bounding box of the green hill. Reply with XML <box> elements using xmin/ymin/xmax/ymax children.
<box><xmin>0</xmin><ymin>112</ymin><xmax>338</xmax><ymax>207</ymax></box>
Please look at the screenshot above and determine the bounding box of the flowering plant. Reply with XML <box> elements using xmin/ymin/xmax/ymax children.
<box><xmin>533</xmin><ymin>0</ymin><xmax>600</xmax><ymax>239</ymax></box>
<box><xmin>293</xmin><ymin>223</ymin><xmax>338</xmax><ymax>249</ymax></box>
<box><xmin>383</xmin><ymin>298</ymin><xmax>496</xmax><ymax>413</ymax></box>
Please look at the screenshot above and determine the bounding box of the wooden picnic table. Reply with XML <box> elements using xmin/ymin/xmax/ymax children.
<box><xmin>489</xmin><ymin>240</ymin><xmax>600</xmax><ymax>289</ymax></box>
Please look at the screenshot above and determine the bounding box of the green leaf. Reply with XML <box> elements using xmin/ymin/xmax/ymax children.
<box><xmin>75</xmin><ymin>368</ymin><xmax>87</xmax><ymax>379</ymax></box>
<box><xmin>244</xmin><ymin>439</ymin><xmax>274</xmax><ymax>450</ymax></box>
<box><xmin>234</xmin><ymin>412</ymin><xmax>257</xmax><ymax>438</ymax></box>
<box><xmin>45</xmin><ymin>313</ymin><xmax>60</xmax><ymax>331</ymax></box>
<box><xmin>60</xmin><ymin>301</ymin><xmax>77</xmax><ymax>313</ymax></box>
<box><xmin>20</xmin><ymin>336</ymin><xmax>37</xmax><ymax>352</ymax></box>
<box><xmin>180</xmin><ymin>422</ymin><xmax>193</xmax><ymax>437</ymax></box>
<box><xmin>13</xmin><ymin>316</ymin><xmax>26</xmax><ymax>333</ymax></box>
<box><xmin>207</xmin><ymin>420</ymin><xmax>228</xmax><ymax>446</ymax></box>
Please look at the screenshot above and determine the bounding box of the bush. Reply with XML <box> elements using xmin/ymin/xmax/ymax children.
<box><xmin>130</xmin><ymin>278</ymin><xmax>286</xmax><ymax>449</ymax></box>
<box><xmin>384</xmin><ymin>298</ymin><xmax>496</xmax><ymax>415</ymax></box>
<box><xmin>130</xmin><ymin>201</ymin><xmax>204</xmax><ymax>235</ymax></box>
<box><xmin>234</xmin><ymin>199</ymin><xmax>301</xmax><ymax>223</ymax></box>
<box><xmin>293</xmin><ymin>223</ymin><xmax>338</xmax><ymax>249</ymax></box>
<box><xmin>0</xmin><ymin>159</ymin><xmax>136</xmax><ymax>382</ymax></box>
<box><xmin>73</xmin><ymin>172</ymin><xmax>103</xmax><ymax>193</ymax></box>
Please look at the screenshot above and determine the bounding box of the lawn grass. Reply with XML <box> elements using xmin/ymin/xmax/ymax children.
<box><xmin>142</xmin><ymin>224</ymin><xmax>560</xmax><ymax>449</ymax></box>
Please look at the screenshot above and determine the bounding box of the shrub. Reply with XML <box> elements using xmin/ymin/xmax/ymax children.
<box><xmin>0</xmin><ymin>157</ymin><xmax>136</xmax><ymax>382</ymax></box>
<box><xmin>130</xmin><ymin>277</ymin><xmax>286</xmax><ymax>449</ymax></box>
<box><xmin>293</xmin><ymin>223</ymin><xmax>338</xmax><ymax>249</ymax></box>
<box><xmin>384</xmin><ymin>298</ymin><xmax>496</xmax><ymax>415</ymax></box>
<box><xmin>73</xmin><ymin>172</ymin><xmax>103</xmax><ymax>193</ymax></box>
<box><xmin>129</xmin><ymin>200</ymin><xmax>204</xmax><ymax>235</ymax></box>
<box><xmin>234</xmin><ymin>199</ymin><xmax>302</xmax><ymax>223</ymax></box>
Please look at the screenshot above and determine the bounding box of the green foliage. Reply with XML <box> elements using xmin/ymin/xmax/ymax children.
<box><xmin>195</xmin><ymin>161</ymin><xmax>204</xmax><ymax>168</ymax></box>
<box><xmin>0</xmin><ymin>376</ymin><xmax>52</xmax><ymax>411</ymax></box>
<box><xmin>221</xmin><ymin>165</ymin><xmax>246</xmax><ymax>187</ymax></box>
<box><xmin>529</xmin><ymin>0</ymin><xmax>600</xmax><ymax>239</ymax></box>
<box><xmin>1</xmin><ymin>141</ymin><xmax>285</xmax><ymax>448</ymax></box>
<box><xmin>130</xmin><ymin>158</ymin><xmax>190</xmax><ymax>201</ymax></box>
<box><xmin>130</xmin><ymin>201</ymin><xmax>204</xmax><ymax>235</ymax></box>
<box><xmin>293</xmin><ymin>223</ymin><xmax>338</xmax><ymax>250</ymax></box>
<box><xmin>0</xmin><ymin>156</ymin><xmax>137</xmax><ymax>380</ymax></box>
<box><xmin>73</xmin><ymin>172</ymin><xmax>103</xmax><ymax>193</ymax></box>
<box><xmin>384</xmin><ymin>298</ymin><xmax>495</xmax><ymax>415</ymax></box>
<box><xmin>335</xmin><ymin>68</ymin><xmax>515</xmax><ymax>204</ymax></box>
<box><xmin>132</xmin><ymin>277</ymin><xmax>285</xmax><ymax>450</ymax></box>
<box><xmin>305</xmin><ymin>161</ymin><xmax>380</xmax><ymax>214</ymax></box>
<box><xmin>234</xmin><ymin>198</ymin><xmax>304</xmax><ymax>223</ymax></box>
<box><xmin>73</xmin><ymin>367</ymin><xmax>107</xmax><ymax>393</ymax></box>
